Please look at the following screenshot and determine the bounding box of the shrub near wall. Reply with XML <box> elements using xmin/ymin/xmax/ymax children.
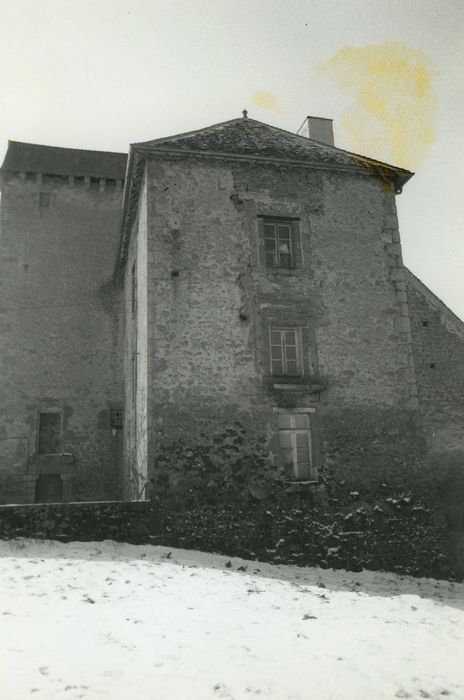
<box><xmin>152</xmin><ymin>433</ymin><xmax>454</xmax><ymax>580</ymax></box>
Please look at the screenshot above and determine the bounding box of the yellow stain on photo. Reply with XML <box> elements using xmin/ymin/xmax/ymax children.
<box><xmin>318</xmin><ymin>42</ymin><xmax>436</xmax><ymax>170</ymax></box>
<box><xmin>251</xmin><ymin>90</ymin><xmax>284</xmax><ymax>116</ymax></box>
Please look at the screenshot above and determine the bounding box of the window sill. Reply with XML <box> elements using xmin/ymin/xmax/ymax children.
<box><xmin>35</xmin><ymin>453</ymin><xmax>75</xmax><ymax>463</ymax></box>
<box><xmin>284</xmin><ymin>479</ymin><xmax>319</xmax><ymax>485</ymax></box>
<box><xmin>272</xmin><ymin>382</ymin><xmax>325</xmax><ymax>393</ymax></box>
<box><xmin>283</xmin><ymin>480</ymin><xmax>327</xmax><ymax>501</ymax></box>
<box><xmin>265</xmin><ymin>267</ymin><xmax>300</xmax><ymax>276</ymax></box>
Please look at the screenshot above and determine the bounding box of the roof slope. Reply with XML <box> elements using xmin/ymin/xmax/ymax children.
<box><xmin>134</xmin><ymin>117</ymin><xmax>412</xmax><ymax>185</ymax></box>
<box><xmin>406</xmin><ymin>269</ymin><xmax>464</xmax><ymax>334</ymax></box>
<box><xmin>1</xmin><ymin>141</ymin><xmax>127</xmax><ymax>180</ymax></box>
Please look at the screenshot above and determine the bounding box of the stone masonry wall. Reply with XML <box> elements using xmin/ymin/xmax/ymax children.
<box><xmin>408</xmin><ymin>273</ymin><xmax>464</xmax><ymax>534</ymax></box>
<box><xmin>139</xmin><ymin>154</ymin><xmax>431</xmax><ymax>497</ymax></box>
<box><xmin>407</xmin><ymin>273</ymin><xmax>464</xmax><ymax>576</ymax></box>
<box><xmin>0</xmin><ymin>173</ymin><xmax>124</xmax><ymax>503</ymax></box>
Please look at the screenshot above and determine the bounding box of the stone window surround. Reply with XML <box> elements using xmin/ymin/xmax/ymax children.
<box><xmin>273</xmin><ymin>406</ymin><xmax>318</xmax><ymax>481</ymax></box>
<box><xmin>36</xmin><ymin>409</ymin><xmax>63</xmax><ymax>456</ymax></box>
<box><xmin>257</xmin><ymin>215</ymin><xmax>301</xmax><ymax>271</ymax></box>
<box><xmin>269</xmin><ymin>325</ymin><xmax>304</xmax><ymax>378</ymax></box>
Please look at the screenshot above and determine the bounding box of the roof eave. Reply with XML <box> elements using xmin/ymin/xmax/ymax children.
<box><xmin>114</xmin><ymin>143</ymin><xmax>414</xmax><ymax>275</ymax></box>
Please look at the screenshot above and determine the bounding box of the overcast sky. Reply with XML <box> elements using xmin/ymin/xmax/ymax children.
<box><xmin>0</xmin><ymin>0</ymin><xmax>462</xmax><ymax>319</ymax></box>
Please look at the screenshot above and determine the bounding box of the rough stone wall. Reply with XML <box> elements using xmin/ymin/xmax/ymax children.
<box><xmin>138</xmin><ymin>155</ymin><xmax>429</xmax><ymax>494</ymax></box>
<box><xmin>0</xmin><ymin>500</ymin><xmax>157</xmax><ymax>543</ymax></box>
<box><xmin>0</xmin><ymin>173</ymin><xmax>123</xmax><ymax>503</ymax></box>
<box><xmin>408</xmin><ymin>272</ymin><xmax>464</xmax><ymax>570</ymax></box>
<box><xmin>408</xmin><ymin>273</ymin><xmax>464</xmax><ymax>457</ymax></box>
<box><xmin>144</xmin><ymin>156</ymin><xmax>270</xmax><ymax>478</ymax></box>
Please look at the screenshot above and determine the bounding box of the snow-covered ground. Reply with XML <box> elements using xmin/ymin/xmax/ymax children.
<box><xmin>0</xmin><ymin>539</ymin><xmax>463</xmax><ymax>700</ymax></box>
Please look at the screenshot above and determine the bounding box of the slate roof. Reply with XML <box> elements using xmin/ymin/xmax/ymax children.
<box><xmin>1</xmin><ymin>141</ymin><xmax>127</xmax><ymax>180</ymax></box>
<box><xmin>117</xmin><ymin>115</ymin><xmax>414</xmax><ymax>272</ymax></box>
<box><xmin>133</xmin><ymin>117</ymin><xmax>413</xmax><ymax>184</ymax></box>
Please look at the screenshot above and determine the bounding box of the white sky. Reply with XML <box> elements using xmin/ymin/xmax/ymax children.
<box><xmin>0</xmin><ymin>0</ymin><xmax>462</xmax><ymax>318</ymax></box>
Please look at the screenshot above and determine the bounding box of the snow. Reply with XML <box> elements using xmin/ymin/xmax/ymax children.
<box><xmin>1</xmin><ymin>539</ymin><xmax>463</xmax><ymax>700</ymax></box>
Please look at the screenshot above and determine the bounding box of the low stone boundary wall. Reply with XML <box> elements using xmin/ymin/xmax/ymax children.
<box><xmin>0</xmin><ymin>498</ymin><xmax>459</xmax><ymax>581</ymax></box>
<box><xmin>0</xmin><ymin>501</ymin><xmax>161</xmax><ymax>544</ymax></box>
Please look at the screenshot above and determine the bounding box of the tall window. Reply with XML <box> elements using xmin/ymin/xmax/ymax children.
<box><xmin>263</xmin><ymin>221</ymin><xmax>293</xmax><ymax>268</ymax></box>
<box><xmin>277</xmin><ymin>412</ymin><xmax>316</xmax><ymax>480</ymax></box>
<box><xmin>37</xmin><ymin>412</ymin><xmax>62</xmax><ymax>455</ymax></box>
<box><xmin>270</xmin><ymin>327</ymin><xmax>302</xmax><ymax>376</ymax></box>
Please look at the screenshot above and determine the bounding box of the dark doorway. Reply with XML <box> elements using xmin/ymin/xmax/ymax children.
<box><xmin>35</xmin><ymin>474</ymin><xmax>63</xmax><ymax>503</ymax></box>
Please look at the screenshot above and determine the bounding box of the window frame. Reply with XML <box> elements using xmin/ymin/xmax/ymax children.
<box><xmin>36</xmin><ymin>410</ymin><xmax>63</xmax><ymax>456</ymax></box>
<box><xmin>276</xmin><ymin>409</ymin><xmax>317</xmax><ymax>481</ymax></box>
<box><xmin>258</xmin><ymin>217</ymin><xmax>300</xmax><ymax>270</ymax></box>
<box><xmin>269</xmin><ymin>325</ymin><xmax>303</xmax><ymax>378</ymax></box>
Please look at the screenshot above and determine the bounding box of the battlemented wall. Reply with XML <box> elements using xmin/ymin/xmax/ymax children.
<box><xmin>133</xmin><ymin>154</ymin><xmax>430</xmax><ymax>495</ymax></box>
<box><xmin>0</xmin><ymin>171</ymin><xmax>124</xmax><ymax>503</ymax></box>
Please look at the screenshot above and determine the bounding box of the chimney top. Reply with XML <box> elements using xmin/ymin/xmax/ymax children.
<box><xmin>299</xmin><ymin>116</ymin><xmax>334</xmax><ymax>147</ymax></box>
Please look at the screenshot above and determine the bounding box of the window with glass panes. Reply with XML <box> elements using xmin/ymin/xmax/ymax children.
<box><xmin>277</xmin><ymin>412</ymin><xmax>316</xmax><ymax>480</ymax></box>
<box><xmin>270</xmin><ymin>328</ymin><xmax>301</xmax><ymax>376</ymax></box>
<box><xmin>263</xmin><ymin>221</ymin><xmax>293</xmax><ymax>268</ymax></box>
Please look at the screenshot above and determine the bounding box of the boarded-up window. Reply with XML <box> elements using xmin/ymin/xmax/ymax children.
<box><xmin>37</xmin><ymin>412</ymin><xmax>61</xmax><ymax>454</ymax></box>
<box><xmin>278</xmin><ymin>412</ymin><xmax>316</xmax><ymax>480</ymax></box>
<box><xmin>35</xmin><ymin>475</ymin><xmax>63</xmax><ymax>503</ymax></box>
<box><xmin>270</xmin><ymin>328</ymin><xmax>302</xmax><ymax>376</ymax></box>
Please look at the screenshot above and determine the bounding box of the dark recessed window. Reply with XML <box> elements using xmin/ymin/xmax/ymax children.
<box><xmin>110</xmin><ymin>409</ymin><xmax>123</xmax><ymax>429</ymax></box>
<box><xmin>35</xmin><ymin>474</ymin><xmax>63</xmax><ymax>503</ymax></box>
<box><xmin>37</xmin><ymin>412</ymin><xmax>62</xmax><ymax>454</ymax></box>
